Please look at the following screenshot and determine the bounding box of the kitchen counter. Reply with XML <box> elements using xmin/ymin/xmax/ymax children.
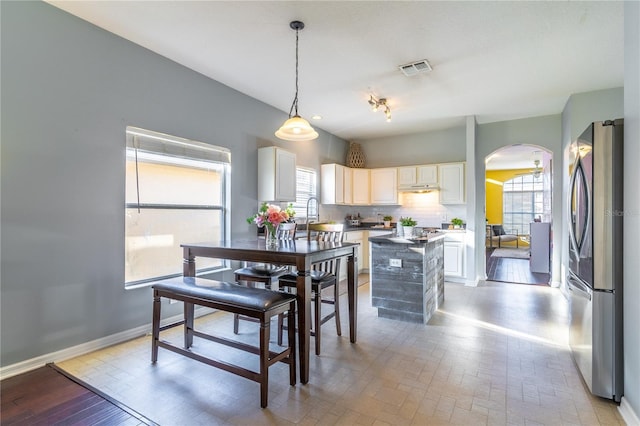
<box><xmin>369</xmin><ymin>233</ymin><xmax>445</xmax><ymax>324</ymax></box>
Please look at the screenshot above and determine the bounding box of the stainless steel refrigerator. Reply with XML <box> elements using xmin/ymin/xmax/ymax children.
<box><xmin>568</xmin><ymin>119</ymin><xmax>623</xmax><ymax>402</ymax></box>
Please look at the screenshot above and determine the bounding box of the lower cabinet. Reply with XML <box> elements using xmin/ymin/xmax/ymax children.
<box><xmin>443</xmin><ymin>232</ymin><xmax>465</xmax><ymax>280</ymax></box>
<box><xmin>340</xmin><ymin>231</ymin><xmax>364</xmax><ymax>281</ymax></box>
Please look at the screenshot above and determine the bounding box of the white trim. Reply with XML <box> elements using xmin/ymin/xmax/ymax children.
<box><xmin>619</xmin><ymin>397</ymin><xmax>640</xmax><ymax>426</ymax></box>
<box><xmin>0</xmin><ymin>307</ymin><xmax>215</xmax><ymax>380</ymax></box>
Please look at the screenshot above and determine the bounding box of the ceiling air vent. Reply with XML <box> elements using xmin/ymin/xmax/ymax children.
<box><xmin>398</xmin><ymin>59</ymin><xmax>432</xmax><ymax>77</ymax></box>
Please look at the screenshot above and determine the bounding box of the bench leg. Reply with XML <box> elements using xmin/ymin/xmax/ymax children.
<box><xmin>259</xmin><ymin>318</ymin><xmax>270</xmax><ymax>408</ymax></box>
<box><xmin>151</xmin><ymin>293</ymin><xmax>161</xmax><ymax>363</ymax></box>
<box><xmin>184</xmin><ymin>302</ymin><xmax>194</xmax><ymax>348</ymax></box>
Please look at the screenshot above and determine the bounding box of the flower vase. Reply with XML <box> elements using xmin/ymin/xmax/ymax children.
<box><xmin>265</xmin><ymin>226</ymin><xmax>279</xmax><ymax>249</ymax></box>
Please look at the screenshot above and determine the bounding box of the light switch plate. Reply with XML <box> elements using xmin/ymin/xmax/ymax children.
<box><xmin>389</xmin><ymin>258</ymin><xmax>402</xmax><ymax>267</ymax></box>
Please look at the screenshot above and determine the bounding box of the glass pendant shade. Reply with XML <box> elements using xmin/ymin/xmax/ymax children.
<box><xmin>275</xmin><ymin>115</ymin><xmax>318</xmax><ymax>141</ymax></box>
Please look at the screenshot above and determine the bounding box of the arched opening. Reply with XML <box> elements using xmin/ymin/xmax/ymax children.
<box><xmin>484</xmin><ymin>145</ymin><xmax>553</xmax><ymax>285</ymax></box>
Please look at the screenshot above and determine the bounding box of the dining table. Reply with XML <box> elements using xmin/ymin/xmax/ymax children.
<box><xmin>181</xmin><ymin>239</ymin><xmax>359</xmax><ymax>384</ymax></box>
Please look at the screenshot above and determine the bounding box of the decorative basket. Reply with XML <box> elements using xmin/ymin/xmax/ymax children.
<box><xmin>346</xmin><ymin>142</ymin><xmax>366</xmax><ymax>168</ymax></box>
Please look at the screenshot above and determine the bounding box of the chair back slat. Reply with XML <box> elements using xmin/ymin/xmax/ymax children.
<box><xmin>276</xmin><ymin>222</ymin><xmax>297</xmax><ymax>240</ymax></box>
<box><xmin>306</xmin><ymin>223</ymin><xmax>344</xmax><ymax>243</ymax></box>
<box><xmin>305</xmin><ymin>223</ymin><xmax>344</xmax><ymax>274</ymax></box>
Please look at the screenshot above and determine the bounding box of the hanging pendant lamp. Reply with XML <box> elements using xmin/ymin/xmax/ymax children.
<box><xmin>275</xmin><ymin>20</ymin><xmax>318</xmax><ymax>142</ymax></box>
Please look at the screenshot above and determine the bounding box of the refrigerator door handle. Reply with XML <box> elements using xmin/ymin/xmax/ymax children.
<box><xmin>568</xmin><ymin>274</ymin><xmax>592</xmax><ymax>301</ymax></box>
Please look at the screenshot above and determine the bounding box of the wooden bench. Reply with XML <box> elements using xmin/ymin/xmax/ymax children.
<box><xmin>151</xmin><ymin>277</ymin><xmax>296</xmax><ymax>408</ymax></box>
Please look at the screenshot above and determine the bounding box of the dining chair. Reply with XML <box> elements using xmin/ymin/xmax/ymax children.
<box><xmin>232</xmin><ymin>222</ymin><xmax>297</xmax><ymax>334</ymax></box>
<box><xmin>277</xmin><ymin>222</ymin><xmax>344</xmax><ymax>355</ymax></box>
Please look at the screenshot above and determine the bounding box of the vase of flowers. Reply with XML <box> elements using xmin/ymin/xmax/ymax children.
<box><xmin>247</xmin><ymin>202</ymin><xmax>291</xmax><ymax>248</ymax></box>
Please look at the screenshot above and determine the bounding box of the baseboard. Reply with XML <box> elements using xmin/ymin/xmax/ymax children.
<box><xmin>619</xmin><ymin>397</ymin><xmax>640</xmax><ymax>426</ymax></box>
<box><xmin>0</xmin><ymin>307</ymin><xmax>215</xmax><ymax>381</ymax></box>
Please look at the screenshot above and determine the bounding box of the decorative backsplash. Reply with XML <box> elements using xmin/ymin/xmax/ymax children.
<box><xmin>319</xmin><ymin>191</ymin><xmax>466</xmax><ymax>229</ymax></box>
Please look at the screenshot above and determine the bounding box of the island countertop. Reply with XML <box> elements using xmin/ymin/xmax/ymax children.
<box><xmin>368</xmin><ymin>231</ymin><xmax>446</xmax><ymax>244</ymax></box>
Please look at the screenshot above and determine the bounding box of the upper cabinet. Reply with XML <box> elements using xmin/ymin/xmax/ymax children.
<box><xmin>352</xmin><ymin>168</ymin><xmax>370</xmax><ymax>205</ymax></box>
<box><xmin>438</xmin><ymin>162</ymin><xmax>465</xmax><ymax>204</ymax></box>
<box><xmin>258</xmin><ymin>147</ymin><xmax>296</xmax><ymax>202</ymax></box>
<box><xmin>320</xmin><ymin>163</ymin><xmax>346</xmax><ymax>204</ymax></box>
<box><xmin>370</xmin><ymin>168</ymin><xmax>398</xmax><ymax>205</ymax></box>
<box><xmin>398</xmin><ymin>165</ymin><xmax>438</xmax><ymax>187</ymax></box>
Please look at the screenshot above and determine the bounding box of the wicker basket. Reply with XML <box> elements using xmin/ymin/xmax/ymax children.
<box><xmin>346</xmin><ymin>142</ymin><xmax>366</xmax><ymax>168</ymax></box>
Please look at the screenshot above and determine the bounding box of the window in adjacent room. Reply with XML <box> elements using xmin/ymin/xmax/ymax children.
<box><xmin>289</xmin><ymin>167</ymin><xmax>317</xmax><ymax>220</ymax></box>
<box><xmin>502</xmin><ymin>174</ymin><xmax>544</xmax><ymax>235</ymax></box>
<box><xmin>125</xmin><ymin>127</ymin><xmax>230</xmax><ymax>288</ymax></box>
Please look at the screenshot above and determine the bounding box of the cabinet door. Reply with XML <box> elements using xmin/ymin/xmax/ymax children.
<box><xmin>343</xmin><ymin>167</ymin><xmax>353</xmax><ymax>205</ymax></box>
<box><xmin>417</xmin><ymin>165</ymin><xmax>438</xmax><ymax>185</ymax></box>
<box><xmin>439</xmin><ymin>163</ymin><xmax>465</xmax><ymax>204</ymax></box>
<box><xmin>443</xmin><ymin>241</ymin><xmax>464</xmax><ymax>277</ymax></box>
<box><xmin>275</xmin><ymin>148</ymin><xmax>297</xmax><ymax>201</ymax></box>
<box><xmin>397</xmin><ymin>167</ymin><xmax>417</xmax><ymax>186</ymax></box>
<box><xmin>320</xmin><ymin>163</ymin><xmax>345</xmax><ymax>205</ymax></box>
<box><xmin>352</xmin><ymin>169</ymin><xmax>370</xmax><ymax>205</ymax></box>
<box><xmin>258</xmin><ymin>147</ymin><xmax>296</xmax><ymax>202</ymax></box>
<box><xmin>370</xmin><ymin>168</ymin><xmax>398</xmax><ymax>204</ymax></box>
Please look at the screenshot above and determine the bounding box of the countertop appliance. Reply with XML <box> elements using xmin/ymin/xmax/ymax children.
<box><xmin>568</xmin><ymin>119</ymin><xmax>623</xmax><ymax>402</ymax></box>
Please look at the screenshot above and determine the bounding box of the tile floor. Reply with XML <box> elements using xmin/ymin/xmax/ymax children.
<box><xmin>58</xmin><ymin>278</ymin><xmax>624</xmax><ymax>425</ymax></box>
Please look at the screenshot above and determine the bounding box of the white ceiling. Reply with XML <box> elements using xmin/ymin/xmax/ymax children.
<box><xmin>46</xmin><ymin>0</ymin><xmax>623</xmax><ymax>166</ymax></box>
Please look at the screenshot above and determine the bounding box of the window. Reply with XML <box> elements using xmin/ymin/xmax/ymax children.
<box><xmin>125</xmin><ymin>127</ymin><xmax>230</xmax><ymax>287</ymax></box>
<box><xmin>289</xmin><ymin>167</ymin><xmax>317</xmax><ymax>220</ymax></box>
<box><xmin>502</xmin><ymin>175</ymin><xmax>544</xmax><ymax>235</ymax></box>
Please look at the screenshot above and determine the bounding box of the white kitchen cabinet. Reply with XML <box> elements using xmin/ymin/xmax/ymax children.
<box><xmin>370</xmin><ymin>168</ymin><xmax>398</xmax><ymax>204</ymax></box>
<box><xmin>340</xmin><ymin>230</ymin><xmax>364</xmax><ymax>281</ymax></box>
<box><xmin>398</xmin><ymin>165</ymin><xmax>438</xmax><ymax>186</ymax></box>
<box><xmin>439</xmin><ymin>162</ymin><xmax>465</xmax><ymax>204</ymax></box>
<box><xmin>352</xmin><ymin>168</ymin><xmax>370</xmax><ymax>205</ymax></box>
<box><xmin>258</xmin><ymin>146</ymin><xmax>296</xmax><ymax>202</ymax></box>
<box><xmin>443</xmin><ymin>232</ymin><xmax>465</xmax><ymax>279</ymax></box>
<box><xmin>321</xmin><ymin>163</ymin><xmax>346</xmax><ymax>205</ymax></box>
<box><xmin>343</xmin><ymin>167</ymin><xmax>353</xmax><ymax>205</ymax></box>
<box><xmin>367</xmin><ymin>230</ymin><xmax>392</xmax><ymax>273</ymax></box>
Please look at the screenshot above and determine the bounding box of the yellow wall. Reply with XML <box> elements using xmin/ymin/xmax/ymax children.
<box><xmin>485</xmin><ymin>168</ymin><xmax>534</xmax><ymax>224</ymax></box>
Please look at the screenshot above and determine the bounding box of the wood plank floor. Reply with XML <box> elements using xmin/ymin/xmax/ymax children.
<box><xmin>0</xmin><ymin>364</ymin><xmax>155</xmax><ymax>425</ymax></box>
<box><xmin>486</xmin><ymin>248</ymin><xmax>551</xmax><ymax>285</ymax></box>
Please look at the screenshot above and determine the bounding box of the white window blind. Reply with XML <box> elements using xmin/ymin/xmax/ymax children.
<box><xmin>291</xmin><ymin>167</ymin><xmax>317</xmax><ymax>219</ymax></box>
<box><xmin>125</xmin><ymin>126</ymin><xmax>230</xmax><ymax>288</ymax></box>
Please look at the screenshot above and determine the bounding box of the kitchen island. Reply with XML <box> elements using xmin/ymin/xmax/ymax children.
<box><xmin>369</xmin><ymin>232</ymin><xmax>445</xmax><ymax>324</ymax></box>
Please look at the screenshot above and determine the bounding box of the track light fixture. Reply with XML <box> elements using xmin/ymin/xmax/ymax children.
<box><xmin>275</xmin><ymin>20</ymin><xmax>318</xmax><ymax>142</ymax></box>
<box><xmin>368</xmin><ymin>95</ymin><xmax>391</xmax><ymax>122</ymax></box>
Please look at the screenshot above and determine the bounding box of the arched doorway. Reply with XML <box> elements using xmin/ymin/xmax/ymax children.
<box><xmin>485</xmin><ymin>145</ymin><xmax>552</xmax><ymax>285</ymax></box>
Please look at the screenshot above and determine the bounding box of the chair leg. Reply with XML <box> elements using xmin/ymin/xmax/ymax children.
<box><xmin>277</xmin><ymin>313</ymin><xmax>284</xmax><ymax>346</ymax></box>
<box><xmin>233</xmin><ymin>313</ymin><xmax>240</xmax><ymax>334</ymax></box>
<box><xmin>333</xmin><ymin>282</ymin><xmax>341</xmax><ymax>337</ymax></box>
<box><xmin>314</xmin><ymin>289</ymin><xmax>321</xmax><ymax>356</ymax></box>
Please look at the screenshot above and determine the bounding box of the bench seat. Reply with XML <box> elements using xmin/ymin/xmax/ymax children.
<box><xmin>151</xmin><ymin>276</ymin><xmax>296</xmax><ymax>408</ymax></box>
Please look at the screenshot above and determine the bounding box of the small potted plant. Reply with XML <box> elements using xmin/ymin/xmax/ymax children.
<box><xmin>451</xmin><ymin>218</ymin><xmax>464</xmax><ymax>229</ymax></box>
<box><xmin>383</xmin><ymin>215</ymin><xmax>392</xmax><ymax>228</ymax></box>
<box><xmin>399</xmin><ymin>216</ymin><xmax>417</xmax><ymax>237</ymax></box>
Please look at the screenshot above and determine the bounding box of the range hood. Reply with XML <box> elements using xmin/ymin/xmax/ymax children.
<box><xmin>398</xmin><ymin>184</ymin><xmax>439</xmax><ymax>193</ymax></box>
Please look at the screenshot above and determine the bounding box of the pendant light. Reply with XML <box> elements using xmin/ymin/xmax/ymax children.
<box><xmin>275</xmin><ymin>21</ymin><xmax>319</xmax><ymax>142</ymax></box>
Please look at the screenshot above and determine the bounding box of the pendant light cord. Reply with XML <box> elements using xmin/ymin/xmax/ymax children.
<box><xmin>288</xmin><ymin>27</ymin><xmax>300</xmax><ymax>118</ymax></box>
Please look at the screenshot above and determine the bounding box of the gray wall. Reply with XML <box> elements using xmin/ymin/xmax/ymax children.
<box><xmin>353</xmin><ymin>126</ymin><xmax>466</xmax><ymax>168</ymax></box>
<box><xmin>623</xmin><ymin>0</ymin><xmax>640</xmax><ymax>418</ymax></box>
<box><xmin>0</xmin><ymin>2</ymin><xmax>347</xmax><ymax>366</ymax></box>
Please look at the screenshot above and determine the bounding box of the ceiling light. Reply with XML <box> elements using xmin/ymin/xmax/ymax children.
<box><xmin>368</xmin><ymin>96</ymin><xmax>391</xmax><ymax>122</ymax></box>
<box><xmin>275</xmin><ymin>21</ymin><xmax>318</xmax><ymax>142</ymax></box>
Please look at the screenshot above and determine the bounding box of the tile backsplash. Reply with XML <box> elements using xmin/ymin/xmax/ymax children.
<box><xmin>320</xmin><ymin>191</ymin><xmax>467</xmax><ymax>229</ymax></box>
